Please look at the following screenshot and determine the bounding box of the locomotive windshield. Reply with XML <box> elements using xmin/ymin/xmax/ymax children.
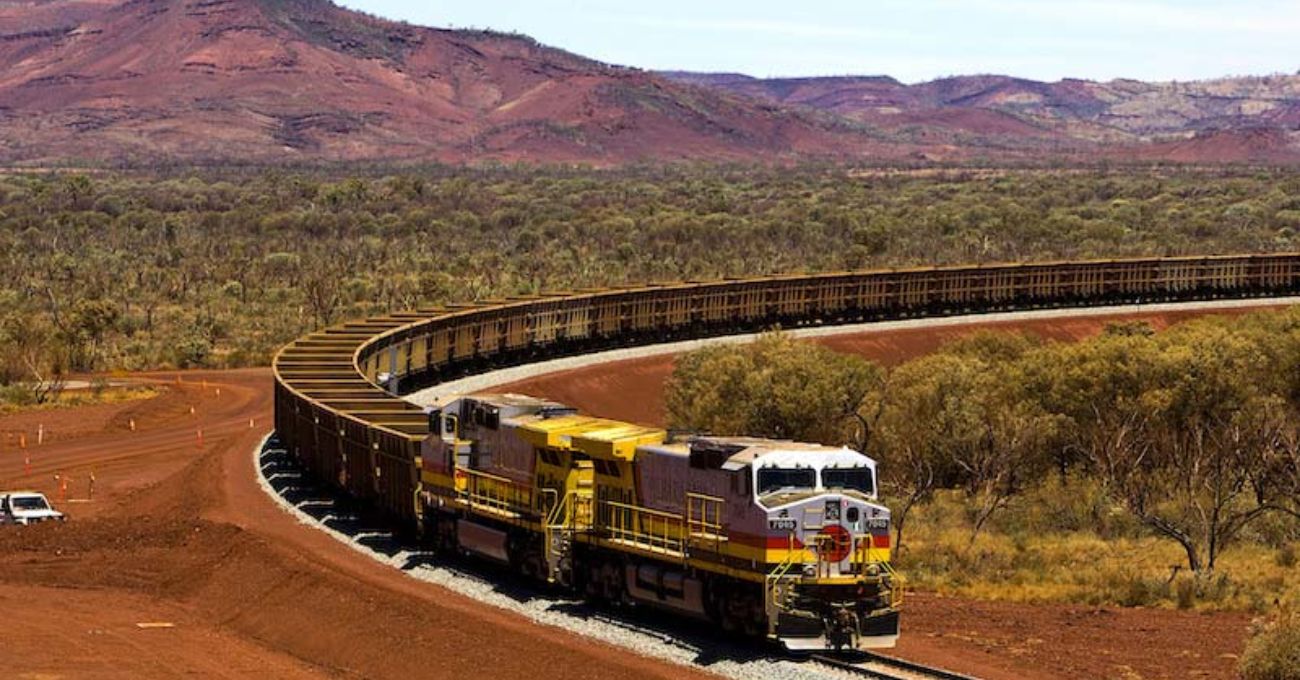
<box><xmin>757</xmin><ymin>467</ymin><xmax>816</xmax><ymax>496</ymax></box>
<box><xmin>822</xmin><ymin>466</ymin><xmax>874</xmax><ymax>496</ymax></box>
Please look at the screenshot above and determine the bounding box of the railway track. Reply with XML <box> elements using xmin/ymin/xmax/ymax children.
<box><xmin>269</xmin><ymin>254</ymin><xmax>1300</xmax><ymax>680</ymax></box>
<box><xmin>809</xmin><ymin>652</ymin><xmax>979</xmax><ymax>680</ymax></box>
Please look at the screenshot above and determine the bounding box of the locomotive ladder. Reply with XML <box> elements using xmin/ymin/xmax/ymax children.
<box><xmin>763</xmin><ymin>532</ymin><xmax>802</xmax><ymax>638</ymax></box>
<box><xmin>543</xmin><ymin>490</ymin><xmax>591</xmax><ymax>586</ymax></box>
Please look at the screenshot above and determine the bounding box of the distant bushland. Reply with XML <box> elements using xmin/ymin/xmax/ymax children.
<box><xmin>4</xmin><ymin>165</ymin><xmax>1300</xmax><ymax>398</ymax></box>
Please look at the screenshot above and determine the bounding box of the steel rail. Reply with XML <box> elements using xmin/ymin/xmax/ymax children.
<box><xmin>810</xmin><ymin>651</ymin><xmax>980</xmax><ymax>680</ymax></box>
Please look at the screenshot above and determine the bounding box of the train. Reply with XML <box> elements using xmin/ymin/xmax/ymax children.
<box><xmin>272</xmin><ymin>253</ymin><xmax>1300</xmax><ymax>650</ymax></box>
<box><xmin>420</xmin><ymin>393</ymin><xmax>900</xmax><ymax>650</ymax></box>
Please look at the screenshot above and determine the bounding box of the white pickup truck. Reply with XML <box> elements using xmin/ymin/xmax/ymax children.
<box><xmin>0</xmin><ymin>491</ymin><xmax>65</xmax><ymax>526</ymax></box>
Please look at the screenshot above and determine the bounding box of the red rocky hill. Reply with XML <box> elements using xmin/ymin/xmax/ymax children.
<box><xmin>2</xmin><ymin>0</ymin><xmax>1297</xmax><ymax>165</ymax></box>
<box><xmin>661</xmin><ymin>71</ymin><xmax>1300</xmax><ymax>163</ymax></box>
<box><xmin>0</xmin><ymin>0</ymin><xmax>923</xmax><ymax>164</ymax></box>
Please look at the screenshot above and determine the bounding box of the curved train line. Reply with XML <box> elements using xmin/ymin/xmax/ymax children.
<box><xmin>274</xmin><ymin>253</ymin><xmax>1300</xmax><ymax>528</ymax></box>
<box><xmin>271</xmin><ymin>253</ymin><xmax>1300</xmax><ymax>674</ymax></box>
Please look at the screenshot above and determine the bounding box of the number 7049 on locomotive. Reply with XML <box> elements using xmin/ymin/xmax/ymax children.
<box><xmin>418</xmin><ymin>393</ymin><xmax>902</xmax><ymax>651</ymax></box>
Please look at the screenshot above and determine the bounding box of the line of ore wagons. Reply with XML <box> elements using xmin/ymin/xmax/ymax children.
<box><xmin>273</xmin><ymin>254</ymin><xmax>1300</xmax><ymax>530</ymax></box>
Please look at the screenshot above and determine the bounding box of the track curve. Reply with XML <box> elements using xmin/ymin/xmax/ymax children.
<box><xmin>258</xmin><ymin>255</ymin><xmax>1300</xmax><ymax>680</ymax></box>
<box><xmin>275</xmin><ymin>253</ymin><xmax>1300</xmax><ymax>527</ymax></box>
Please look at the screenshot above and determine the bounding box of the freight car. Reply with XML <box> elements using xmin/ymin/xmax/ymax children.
<box><xmin>272</xmin><ymin>253</ymin><xmax>1300</xmax><ymax>650</ymax></box>
<box><xmin>420</xmin><ymin>393</ymin><xmax>900</xmax><ymax>650</ymax></box>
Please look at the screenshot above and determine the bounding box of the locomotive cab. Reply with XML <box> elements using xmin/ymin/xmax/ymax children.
<box><xmin>747</xmin><ymin>445</ymin><xmax>900</xmax><ymax>651</ymax></box>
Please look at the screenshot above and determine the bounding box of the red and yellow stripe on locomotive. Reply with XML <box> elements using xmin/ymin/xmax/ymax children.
<box><xmin>419</xmin><ymin>393</ymin><xmax>901</xmax><ymax>651</ymax></box>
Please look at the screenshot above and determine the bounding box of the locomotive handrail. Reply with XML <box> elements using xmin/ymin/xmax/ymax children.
<box><xmin>273</xmin><ymin>253</ymin><xmax>1300</xmax><ymax>524</ymax></box>
<box><xmin>685</xmin><ymin>492</ymin><xmax>726</xmax><ymax>536</ymax></box>
<box><xmin>600</xmin><ymin>499</ymin><xmax>688</xmax><ymax>556</ymax></box>
<box><xmin>456</xmin><ymin>466</ymin><xmax>536</xmax><ymax>518</ymax></box>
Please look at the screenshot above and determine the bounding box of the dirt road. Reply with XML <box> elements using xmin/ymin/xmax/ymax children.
<box><xmin>0</xmin><ymin>370</ymin><xmax>709</xmax><ymax>680</ymax></box>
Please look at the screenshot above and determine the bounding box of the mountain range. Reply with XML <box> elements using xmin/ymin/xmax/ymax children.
<box><xmin>2</xmin><ymin>0</ymin><xmax>1298</xmax><ymax>165</ymax></box>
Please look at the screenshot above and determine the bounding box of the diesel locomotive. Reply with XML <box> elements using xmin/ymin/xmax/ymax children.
<box><xmin>420</xmin><ymin>393</ymin><xmax>901</xmax><ymax>650</ymax></box>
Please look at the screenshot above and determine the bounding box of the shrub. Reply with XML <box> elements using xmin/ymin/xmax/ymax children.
<box><xmin>1240</xmin><ymin>613</ymin><xmax>1300</xmax><ymax>680</ymax></box>
<box><xmin>174</xmin><ymin>334</ymin><xmax>213</xmax><ymax>368</ymax></box>
<box><xmin>1278</xmin><ymin>545</ymin><xmax>1298</xmax><ymax>570</ymax></box>
<box><xmin>0</xmin><ymin>383</ymin><xmax>35</xmax><ymax>408</ymax></box>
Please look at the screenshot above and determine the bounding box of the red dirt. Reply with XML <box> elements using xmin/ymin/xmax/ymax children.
<box><xmin>0</xmin><ymin>369</ymin><xmax>710</xmax><ymax>680</ymax></box>
<box><xmin>894</xmin><ymin>593</ymin><xmax>1251</xmax><ymax>680</ymax></box>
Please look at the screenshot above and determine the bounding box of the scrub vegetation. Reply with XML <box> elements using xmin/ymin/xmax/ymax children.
<box><xmin>3</xmin><ymin>163</ymin><xmax>1300</xmax><ymax>669</ymax></box>
<box><xmin>1240</xmin><ymin>610</ymin><xmax>1300</xmax><ymax>680</ymax></box>
<box><xmin>665</xmin><ymin>312</ymin><xmax>1300</xmax><ymax>615</ymax></box>
<box><xmin>4</xmin><ymin>165</ymin><xmax>1300</xmax><ymax>398</ymax></box>
<box><xmin>0</xmin><ymin>380</ymin><xmax>157</xmax><ymax>415</ymax></box>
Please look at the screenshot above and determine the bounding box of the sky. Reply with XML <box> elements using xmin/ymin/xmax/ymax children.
<box><xmin>337</xmin><ymin>0</ymin><xmax>1300</xmax><ymax>84</ymax></box>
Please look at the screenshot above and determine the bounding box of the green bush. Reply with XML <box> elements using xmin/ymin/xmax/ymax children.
<box><xmin>0</xmin><ymin>383</ymin><xmax>34</xmax><ymax>408</ymax></box>
<box><xmin>1279</xmin><ymin>545</ymin><xmax>1298</xmax><ymax>570</ymax></box>
<box><xmin>1241</xmin><ymin>614</ymin><xmax>1300</xmax><ymax>680</ymax></box>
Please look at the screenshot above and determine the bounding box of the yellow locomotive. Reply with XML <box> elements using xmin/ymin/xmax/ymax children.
<box><xmin>419</xmin><ymin>393</ymin><xmax>902</xmax><ymax>651</ymax></box>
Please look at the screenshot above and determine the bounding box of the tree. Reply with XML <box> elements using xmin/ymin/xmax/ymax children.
<box><xmin>1037</xmin><ymin>322</ymin><xmax>1300</xmax><ymax>577</ymax></box>
<box><xmin>664</xmin><ymin>331</ymin><xmax>882</xmax><ymax>445</ymax></box>
<box><xmin>72</xmin><ymin>298</ymin><xmax>120</xmax><ymax>370</ymax></box>
<box><xmin>864</xmin><ymin>365</ymin><xmax>943</xmax><ymax>553</ymax></box>
<box><xmin>0</xmin><ymin>309</ymin><xmax>67</xmax><ymax>404</ymax></box>
<box><xmin>870</xmin><ymin>342</ymin><xmax>1053</xmax><ymax>548</ymax></box>
<box><xmin>301</xmin><ymin>256</ymin><xmax>347</xmax><ymax>328</ymax></box>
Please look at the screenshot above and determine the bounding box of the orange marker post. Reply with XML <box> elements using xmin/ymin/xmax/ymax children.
<box><xmin>129</xmin><ymin>418</ymin><xmax>136</xmax><ymax>432</ymax></box>
<box><xmin>24</xmin><ymin>451</ymin><xmax>31</xmax><ymax>478</ymax></box>
<box><xmin>196</xmin><ymin>428</ymin><xmax>203</xmax><ymax>448</ymax></box>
